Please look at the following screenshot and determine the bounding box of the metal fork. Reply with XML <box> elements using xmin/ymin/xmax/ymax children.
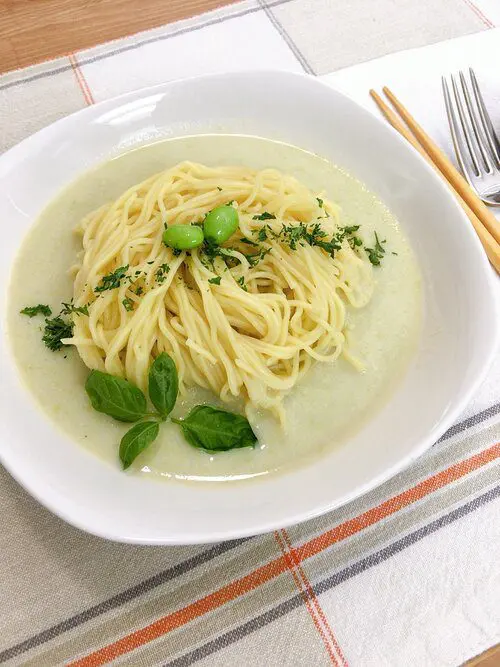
<box><xmin>442</xmin><ymin>68</ymin><xmax>500</xmax><ymax>206</ymax></box>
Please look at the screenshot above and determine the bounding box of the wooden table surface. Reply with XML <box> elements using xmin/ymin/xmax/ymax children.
<box><xmin>0</xmin><ymin>2</ymin><xmax>499</xmax><ymax>665</ymax></box>
<box><xmin>0</xmin><ymin>0</ymin><xmax>236</xmax><ymax>74</ymax></box>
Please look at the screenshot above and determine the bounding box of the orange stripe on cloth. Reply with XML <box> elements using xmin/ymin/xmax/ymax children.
<box><xmin>293</xmin><ymin>442</ymin><xmax>500</xmax><ymax>562</ymax></box>
<box><xmin>70</xmin><ymin>442</ymin><xmax>500</xmax><ymax>666</ymax></box>
<box><xmin>461</xmin><ymin>0</ymin><xmax>495</xmax><ymax>27</ymax></box>
<box><xmin>69</xmin><ymin>556</ymin><xmax>290</xmax><ymax>667</ymax></box>
<box><xmin>282</xmin><ymin>528</ymin><xmax>348</xmax><ymax>667</ymax></box>
<box><xmin>274</xmin><ymin>530</ymin><xmax>341</xmax><ymax>666</ymax></box>
<box><xmin>68</xmin><ymin>53</ymin><xmax>95</xmax><ymax>105</ymax></box>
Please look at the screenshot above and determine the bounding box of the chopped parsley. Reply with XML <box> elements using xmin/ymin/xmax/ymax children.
<box><xmin>240</xmin><ymin>237</ymin><xmax>259</xmax><ymax>246</ymax></box>
<box><xmin>256</xmin><ymin>226</ymin><xmax>271</xmax><ymax>242</ymax></box>
<box><xmin>133</xmin><ymin>285</ymin><xmax>144</xmax><ymax>296</ymax></box>
<box><xmin>60</xmin><ymin>301</ymin><xmax>89</xmax><ymax>316</ymax></box>
<box><xmin>200</xmin><ymin>241</ymin><xmax>238</xmax><ymax>269</ymax></box>
<box><xmin>20</xmin><ymin>304</ymin><xmax>52</xmax><ymax>318</ymax></box>
<box><xmin>243</xmin><ymin>247</ymin><xmax>272</xmax><ymax>267</ymax></box>
<box><xmin>249</xmin><ymin>220</ymin><xmax>387</xmax><ymax>265</ymax></box>
<box><xmin>253</xmin><ymin>212</ymin><xmax>276</xmax><ymax>221</ymax></box>
<box><xmin>364</xmin><ymin>232</ymin><xmax>386</xmax><ymax>266</ymax></box>
<box><xmin>122</xmin><ymin>297</ymin><xmax>134</xmax><ymax>312</ymax></box>
<box><xmin>237</xmin><ymin>276</ymin><xmax>248</xmax><ymax>291</ymax></box>
<box><xmin>335</xmin><ymin>225</ymin><xmax>363</xmax><ymax>250</ymax></box>
<box><xmin>280</xmin><ymin>222</ymin><xmax>339</xmax><ymax>254</ymax></box>
<box><xmin>155</xmin><ymin>263</ymin><xmax>170</xmax><ymax>284</ymax></box>
<box><xmin>316</xmin><ymin>197</ymin><xmax>324</xmax><ymax>208</ymax></box>
<box><xmin>95</xmin><ymin>265</ymin><xmax>129</xmax><ymax>293</ymax></box>
<box><xmin>208</xmin><ymin>276</ymin><xmax>222</xmax><ymax>285</ymax></box>
<box><xmin>217</xmin><ymin>187</ymin><xmax>222</xmax><ymax>191</ymax></box>
<box><xmin>42</xmin><ymin>317</ymin><xmax>73</xmax><ymax>351</ymax></box>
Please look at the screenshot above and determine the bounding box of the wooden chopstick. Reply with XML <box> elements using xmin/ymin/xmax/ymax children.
<box><xmin>382</xmin><ymin>86</ymin><xmax>500</xmax><ymax>246</ymax></box>
<box><xmin>369</xmin><ymin>89</ymin><xmax>500</xmax><ymax>273</ymax></box>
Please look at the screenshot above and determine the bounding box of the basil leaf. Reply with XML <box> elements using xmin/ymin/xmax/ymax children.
<box><xmin>119</xmin><ymin>421</ymin><xmax>159</xmax><ymax>469</ymax></box>
<box><xmin>148</xmin><ymin>353</ymin><xmax>178</xmax><ymax>419</ymax></box>
<box><xmin>175</xmin><ymin>405</ymin><xmax>257</xmax><ymax>452</ymax></box>
<box><xmin>85</xmin><ymin>370</ymin><xmax>147</xmax><ymax>422</ymax></box>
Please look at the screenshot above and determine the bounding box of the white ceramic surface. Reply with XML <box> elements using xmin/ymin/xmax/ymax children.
<box><xmin>0</xmin><ymin>71</ymin><xmax>498</xmax><ymax>544</ymax></box>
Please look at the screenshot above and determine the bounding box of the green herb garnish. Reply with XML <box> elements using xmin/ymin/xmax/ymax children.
<box><xmin>365</xmin><ymin>232</ymin><xmax>386</xmax><ymax>266</ymax></box>
<box><xmin>256</xmin><ymin>227</ymin><xmax>269</xmax><ymax>242</ymax></box>
<box><xmin>172</xmin><ymin>406</ymin><xmax>257</xmax><ymax>452</ymax></box>
<box><xmin>95</xmin><ymin>265</ymin><xmax>129</xmax><ymax>293</ymax></box>
<box><xmin>316</xmin><ymin>197</ymin><xmax>324</xmax><ymax>208</ymax></box>
<box><xmin>119</xmin><ymin>421</ymin><xmax>160</xmax><ymax>470</ymax></box>
<box><xmin>240</xmin><ymin>238</ymin><xmax>259</xmax><ymax>246</ymax></box>
<box><xmin>243</xmin><ymin>247</ymin><xmax>272</xmax><ymax>267</ymax></box>
<box><xmin>85</xmin><ymin>371</ymin><xmax>147</xmax><ymax>422</ymax></box>
<box><xmin>237</xmin><ymin>276</ymin><xmax>248</xmax><ymax>291</ymax></box>
<box><xmin>42</xmin><ymin>317</ymin><xmax>73</xmax><ymax>351</ymax></box>
<box><xmin>155</xmin><ymin>263</ymin><xmax>170</xmax><ymax>284</ymax></box>
<box><xmin>20</xmin><ymin>304</ymin><xmax>52</xmax><ymax>318</ymax></box>
<box><xmin>122</xmin><ymin>297</ymin><xmax>134</xmax><ymax>312</ymax></box>
<box><xmin>84</xmin><ymin>352</ymin><xmax>256</xmax><ymax>469</ymax></box>
<box><xmin>280</xmin><ymin>222</ymin><xmax>339</xmax><ymax>254</ymax></box>
<box><xmin>60</xmin><ymin>301</ymin><xmax>89</xmax><ymax>316</ymax></box>
<box><xmin>208</xmin><ymin>276</ymin><xmax>222</xmax><ymax>285</ymax></box>
<box><xmin>253</xmin><ymin>212</ymin><xmax>276</xmax><ymax>221</ymax></box>
<box><xmin>148</xmin><ymin>353</ymin><xmax>178</xmax><ymax>420</ymax></box>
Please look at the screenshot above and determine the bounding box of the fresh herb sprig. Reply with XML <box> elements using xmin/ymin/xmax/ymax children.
<box><xmin>172</xmin><ymin>406</ymin><xmax>256</xmax><ymax>452</ymax></box>
<box><xmin>21</xmin><ymin>298</ymin><xmax>90</xmax><ymax>352</ymax></box>
<box><xmin>84</xmin><ymin>353</ymin><xmax>256</xmax><ymax>469</ymax></box>
<box><xmin>20</xmin><ymin>304</ymin><xmax>52</xmax><ymax>318</ymax></box>
<box><xmin>364</xmin><ymin>232</ymin><xmax>387</xmax><ymax>266</ymax></box>
<box><xmin>60</xmin><ymin>301</ymin><xmax>89</xmax><ymax>316</ymax></box>
<box><xmin>252</xmin><ymin>219</ymin><xmax>388</xmax><ymax>266</ymax></box>
<box><xmin>95</xmin><ymin>265</ymin><xmax>129</xmax><ymax>293</ymax></box>
<box><xmin>42</xmin><ymin>317</ymin><xmax>73</xmax><ymax>351</ymax></box>
<box><xmin>122</xmin><ymin>297</ymin><xmax>134</xmax><ymax>312</ymax></box>
<box><xmin>253</xmin><ymin>211</ymin><xmax>276</xmax><ymax>221</ymax></box>
<box><xmin>155</xmin><ymin>263</ymin><xmax>170</xmax><ymax>284</ymax></box>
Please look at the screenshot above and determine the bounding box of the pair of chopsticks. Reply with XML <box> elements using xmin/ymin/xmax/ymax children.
<box><xmin>370</xmin><ymin>88</ymin><xmax>500</xmax><ymax>274</ymax></box>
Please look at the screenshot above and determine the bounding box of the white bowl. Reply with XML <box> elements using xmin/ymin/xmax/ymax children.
<box><xmin>0</xmin><ymin>71</ymin><xmax>497</xmax><ymax>544</ymax></box>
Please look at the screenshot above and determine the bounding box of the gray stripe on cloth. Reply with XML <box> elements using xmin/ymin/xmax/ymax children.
<box><xmin>257</xmin><ymin>0</ymin><xmax>315</xmax><ymax>74</ymax></box>
<box><xmin>438</xmin><ymin>401</ymin><xmax>500</xmax><ymax>442</ymax></box>
<box><xmin>0</xmin><ymin>0</ymin><xmax>296</xmax><ymax>93</ymax></box>
<box><xmin>164</xmin><ymin>484</ymin><xmax>500</xmax><ymax>667</ymax></box>
<box><xmin>0</xmin><ymin>538</ymin><xmax>249</xmax><ymax>663</ymax></box>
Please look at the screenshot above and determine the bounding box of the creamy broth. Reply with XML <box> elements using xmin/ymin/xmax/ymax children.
<box><xmin>7</xmin><ymin>135</ymin><xmax>422</xmax><ymax>482</ymax></box>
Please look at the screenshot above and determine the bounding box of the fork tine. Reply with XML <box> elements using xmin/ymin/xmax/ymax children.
<box><xmin>459</xmin><ymin>70</ymin><xmax>493</xmax><ymax>173</ymax></box>
<box><xmin>450</xmin><ymin>73</ymin><xmax>481</xmax><ymax>176</ymax></box>
<box><xmin>442</xmin><ymin>77</ymin><xmax>478</xmax><ymax>181</ymax></box>
<box><xmin>469</xmin><ymin>67</ymin><xmax>500</xmax><ymax>168</ymax></box>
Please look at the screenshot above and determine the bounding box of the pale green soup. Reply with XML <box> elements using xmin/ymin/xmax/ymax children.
<box><xmin>7</xmin><ymin>135</ymin><xmax>422</xmax><ymax>483</ymax></box>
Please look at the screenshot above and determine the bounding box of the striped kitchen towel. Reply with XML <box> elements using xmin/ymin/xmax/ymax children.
<box><xmin>0</xmin><ymin>2</ymin><xmax>499</xmax><ymax>665</ymax></box>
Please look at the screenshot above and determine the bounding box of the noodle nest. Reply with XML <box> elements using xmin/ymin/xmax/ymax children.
<box><xmin>67</xmin><ymin>161</ymin><xmax>374</xmax><ymax>422</ymax></box>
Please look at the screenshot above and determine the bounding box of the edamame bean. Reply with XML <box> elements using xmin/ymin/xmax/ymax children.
<box><xmin>203</xmin><ymin>206</ymin><xmax>239</xmax><ymax>245</ymax></box>
<box><xmin>163</xmin><ymin>225</ymin><xmax>204</xmax><ymax>250</ymax></box>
